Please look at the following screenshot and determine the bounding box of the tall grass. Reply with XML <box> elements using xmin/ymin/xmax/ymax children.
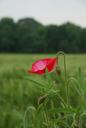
<box><xmin>0</xmin><ymin>54</ymin><xmax>86</xmax><ymax>128</ymax></box>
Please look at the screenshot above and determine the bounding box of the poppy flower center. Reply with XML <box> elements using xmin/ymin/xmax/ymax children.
<box><xmin>32</xmin><ymin>61</ymin><xmax>46</xmax><ymax>71</ymax></box>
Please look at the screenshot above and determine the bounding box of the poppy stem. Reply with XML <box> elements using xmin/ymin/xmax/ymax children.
<box><xmin>56</xmin><ymin>51</ymin><xmax>68</xmax><ymax>106</ymax></box>
<box><xmin>56</xmin><ymin>51</ymin><xmax>67</xmax><ymax>81</ymax></box>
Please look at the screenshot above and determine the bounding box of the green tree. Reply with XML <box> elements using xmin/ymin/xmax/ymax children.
<box><xmin>79</xmin><ymin>29</ymin><xmax>86</xmax><ymax>53</ymax></box>
<box><xmin>0</xmin><ymin>17</ymin><xmax>86</xmax><ymax>53</ymax></box>
<box><xmin>45</xmin><ymin>25</ymin><xmax>60</xmax><ymax>52</ymax></box>
<box><xmin>0</xmin><ymin>17</ymin><xmax>16</xmax><ymax>52</ymax></box>
<box><xmin>16</xmin><ymin>18</ymin><xmax>45</xmax><ymax>52</ymax></box>
<box><xmin>58</xmin><ymin>22</ymin><xmax>82</xmax><ymax>53</ymax></box>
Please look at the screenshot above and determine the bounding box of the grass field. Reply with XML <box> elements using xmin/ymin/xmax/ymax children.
<box><xmin>0</xmin><ymin>54</ymin><xmax>86</xmax><ymax>128</ymax></box>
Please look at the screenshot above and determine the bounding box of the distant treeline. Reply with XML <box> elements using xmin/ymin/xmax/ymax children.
<box><xmin>0</xmin><ymin>17</ymin><xmax>86</xmax><ymax>53</ymax></box>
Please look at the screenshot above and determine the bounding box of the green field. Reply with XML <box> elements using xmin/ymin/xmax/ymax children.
<box><xmin>0</xmin><ymin>54</ymin><xmax>86</xmax><ymax>128</ymax></box>
<box><xmin>1</xmin><ymin>53</ymin><xmax>86</xmax><ymax>72</ymax></box>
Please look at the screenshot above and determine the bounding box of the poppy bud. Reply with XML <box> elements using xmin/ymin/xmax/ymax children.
<box><xmin>56</xmin><ymin>66</ymin><xmax>61</xmax><ymax>76</ymax></box>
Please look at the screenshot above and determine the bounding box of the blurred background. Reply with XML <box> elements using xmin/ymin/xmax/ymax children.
<box><xmin>0</xmin><ymin>1</ymin><xmax>86</xmax><ymax>128</ymax></box>
<box><xmin>0</xmin><ymin>0</ymin><xmax>86</xmax><ymax>53</ymax></box>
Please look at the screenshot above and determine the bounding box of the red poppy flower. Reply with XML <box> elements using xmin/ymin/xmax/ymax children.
<box><xmin>28</xmin><ymin>58</ymin><xmax>57</xmax><ymax>75</ymax></box>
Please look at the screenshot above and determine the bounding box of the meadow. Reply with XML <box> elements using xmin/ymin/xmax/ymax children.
<box><xmin>0</xmin><ymin>54</ymin><xmax>86</xmax><ymax>128</ymax></box>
